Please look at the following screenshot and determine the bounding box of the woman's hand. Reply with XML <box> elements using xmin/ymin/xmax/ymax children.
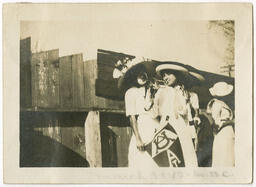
<box><xmin>129</xmin><ymin>116</ymin><xmax>146</xmax><ymax>152</ymax></box>
<box><xmin>136</xmin><ymin>138</ymin><xmax>146</xmax><ymax>152</ymax></box>
<box><xmin>193</xmin><ymin>116</ymin><xmax>201</xmax><ymax>126</ymax></box>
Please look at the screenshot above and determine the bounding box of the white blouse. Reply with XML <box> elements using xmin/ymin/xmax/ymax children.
<box><xmin>154</xmin><ymin>86</ymin><xmax>189</xmax><ymax>121</ymax></box>
<box><xmin>125</xmin><ymin>87</ymin><xmax>157</xmax><ymax>117</ymax></box>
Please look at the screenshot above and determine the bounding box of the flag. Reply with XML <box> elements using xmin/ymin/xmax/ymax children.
<box><xmin>145</xmin><ymin>123</ymin><xmax>185</xmax><ymax>167</ymax></box>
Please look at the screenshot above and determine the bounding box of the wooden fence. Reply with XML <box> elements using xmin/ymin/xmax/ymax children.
<box><xmin>20</xmin><ymin>37</ymin><xmax>132</xmax><ymax>168</ymax></box>
<box><xmin>20</xmin><ymin>37</ymin><xmax>125</xmax><ymax>112</ymax></box>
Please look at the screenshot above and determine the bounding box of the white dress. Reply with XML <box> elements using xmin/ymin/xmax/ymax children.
<box><xmin>125</xmin><ymin>87</ymin><xmax>159</xmax><ymax>168</ymax></box>
<box><xmin>154</xmin><ymin>86</ymin><xmax>198</xmax><ymax>167</ymax></box>
<box><xmin>212</xmin><ymin>126</ymin><xmax>235</xmax><ymax>167</ymax></box>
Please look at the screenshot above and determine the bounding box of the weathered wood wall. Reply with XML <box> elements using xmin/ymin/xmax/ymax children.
<box><xmin>20</xmin><ymin>38</ymin><xmax>130</xmax><ymax>168</ymax></box>
<box><xmin>20</xmin><ymin>112</ymin><xmax>89</xmax><ymax>167</ymax></box>
<box><xmin>20</xmin><ymin>38</ymin><xmax>125</xmax><ymax>111</ymax></box>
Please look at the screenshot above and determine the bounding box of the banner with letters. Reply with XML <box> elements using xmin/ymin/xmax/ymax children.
<box><xmin>145</xmin><ymin>123</ymin><xmax>185</xmax><ymax>167</ymax></box>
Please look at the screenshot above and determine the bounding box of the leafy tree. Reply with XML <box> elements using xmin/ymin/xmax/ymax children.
<box><xmin>209</xmin><ymin>20</ymin><xmax>235</xmax><ymax>76</ymax></box>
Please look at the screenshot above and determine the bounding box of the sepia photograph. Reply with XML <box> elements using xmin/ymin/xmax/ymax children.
<box><xmin>3</xmin><ymin>3</ymin><xmax>253</xmax><ymax>184</ymax></box>
<box><xmin>19</xmin><ymin>20</ymin><xmax>235</xmax><ymax>168</ymax></box>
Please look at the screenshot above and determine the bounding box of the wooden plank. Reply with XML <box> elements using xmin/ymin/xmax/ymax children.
<box><xmin>72</xmin><ymin>54</ymin><xmax>85</xmax><ymax>108</ymax></box>
<box><xmin>110</xmin><ymin>126</ymin><xmax>132</xmax><ymax>167</ymax></box>
<box><xmin>47</xmin><ymin>50</ymin><xmax>60</xmax><ymax>107</ymax></box>
<box><xmin>59</xmin><ymin>56</ymin><xmax>73</xmax><ymax>108</ymax></box>
<box><xmin>60</xmin><ymin>112</ymin><xmax>86</xmax><ymax>159</ymax></box>
<box><xmin>20</xmin><ymin>37</ymin><xmax>32</xmax><ymax>108</ymax></box>
<box><xmin>72</xmin><ymin>126</ymin><xmax>86</xmax><ymax>159</ymax></box>
<box><xmin>61</xmin><ymin>126</ymin><xmax>86</xmax><ymax>158</ymax></box>
<box><xmin>100</xmin><ymin>125</ymin><xmax>118</xmax><ymax>166</ymax></box>
<box><xmin>100</xmin><ymin>113</ymin><xmax>132</xmax><ymax>167</ymax></box>
<box><xmin>85</xmin><ymin>111</ymin><xmax>102</xmax><ymax>167</ymax></box>
<box><xmin>31</xmin><ymin>49</ymin><xmax>59</xmax><ymax>108</ymax></box>
<box><xmin>31</xmin><ymin>51</ymin><xmax>38</xmax><ymax>107</ymax></box>
<box><xmin>83</xmin><ymin>60</ymin><xmax>95</xmax><ymax>108</ymax></box>
<box><xmin>60</xmin><ymin>127</ymin><xmax>73</xmax><ymax>150</ymax></box>
<box><xmin>31</xmin><ymin>52</ymin><xmax>48</xmax><ymax>107</ymax></box>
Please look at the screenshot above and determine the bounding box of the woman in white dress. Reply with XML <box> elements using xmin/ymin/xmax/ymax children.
<box><xmin>125</xmin><ymin>70</ymin><xmax>160</xmax><ymax>168</ymax></box>
<box><xmin>154</xmin><ymin>64</ymin><xmax>198</xmax><ymax>167</ymax></box>
<box><xmin>207</xmin><ymin>82</ymin><xmax>235</xmax><ymax>167</ymax></box>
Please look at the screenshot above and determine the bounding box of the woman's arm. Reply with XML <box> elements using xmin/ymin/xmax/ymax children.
<box><xmin>125</xmin><ymin>88</ymin><xmax>145</xmax><ymax>151</ymax></box>
<box><xmin>129</xmin><ymin>115</ymin><xmax>145</xmax><ymax>151</ymax></box>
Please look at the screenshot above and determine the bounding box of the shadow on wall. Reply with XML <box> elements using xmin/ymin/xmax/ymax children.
<box><xmin>20</xmin><ymin>112</ymin><xmax>89</xmax><ymax>167</ymax></box>
<box><xmin>20</xmin><ymin>130</ymin><xmax>89</xmax><ymax>167</ymax></box>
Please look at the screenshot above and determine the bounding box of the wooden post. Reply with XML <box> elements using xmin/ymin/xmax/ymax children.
<box><xmin>72</xmin><ymin>54</ymin><xmax>85</xmax><ymax>108</ymax></box>
<box><xmin>20</xmin><ymin>37</ymin><xmax>32</xmax><ymax>108</ymax></box>
<box><xmin>85</xmin><ymin>111</ymin><xmax>102</xmax><ymax>167</ymax></box>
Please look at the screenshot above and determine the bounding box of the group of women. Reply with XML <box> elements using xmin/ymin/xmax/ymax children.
<box><xmin>123</xmin><ymin>63</ymin><xmax>235</xmax><ymax>168</ymax></box>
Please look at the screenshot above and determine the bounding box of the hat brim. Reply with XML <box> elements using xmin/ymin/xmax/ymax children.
<box><xmin>189</xmin><ymin>71</ymin><xmax>205</xmax><ymax>81</ymax></box>
<box><xmin>156</xmin><ymin>64</ymin><xmax>188</xmax><ymax>77</ymax></box>
<box><xmin>209</xmin><ymin>87</ymin><xmax>215</xmax><ymax>96</ymax></box>
<box><xmin>209</xmin><ymin>84</ymin><xmax>233</xmax><ymax>97</ymax></box>
<box><xmin>156</xmin><ymin>64</ymin><xmax>205</xmax><ymax>84</ymax></box>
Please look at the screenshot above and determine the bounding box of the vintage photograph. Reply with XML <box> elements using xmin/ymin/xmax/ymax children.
<box><xmin>3</xmin><ymin>3</ymin><xmax>252</xmax><ymax>184</ymax></box>
<box><xmin>20</xmin><ymin>20</ymin><xmax>235</xmax><ymax>168</ymax></box>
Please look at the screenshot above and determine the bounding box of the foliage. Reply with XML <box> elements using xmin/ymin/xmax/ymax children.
<box><xmin>208</xmin><ymin>20</ymin><xmax>235</xmax><ymax>66</ymax></box>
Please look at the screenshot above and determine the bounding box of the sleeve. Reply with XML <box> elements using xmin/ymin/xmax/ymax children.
<box><xmin>125</xmin><ymin>88</ymin><xmax>137</xmax><ymax>117</ymax></box>
<box><xmin>190</xmin><ymin>92</ymin><xmax>199</xmax><ymax>109</ymax></box>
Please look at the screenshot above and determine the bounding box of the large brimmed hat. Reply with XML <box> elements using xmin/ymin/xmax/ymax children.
<box><xmin>118</xmin><ymin>60</ymin><xmax>161</xmax><ymax>92</ymax></box>
<box><xmin>156</xmin><ymin>64</ymin><xmax>205</xmax><ymax>82</ymax></box>
<box><xmin>156</xmin><ymin>64</ymin><xmax>188</xmax><ymax>76</ymax></box>
<box><xmin>209</xmin><ymin>82</ymin><xmax>233</xmax><ymax>97</ymax></box>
